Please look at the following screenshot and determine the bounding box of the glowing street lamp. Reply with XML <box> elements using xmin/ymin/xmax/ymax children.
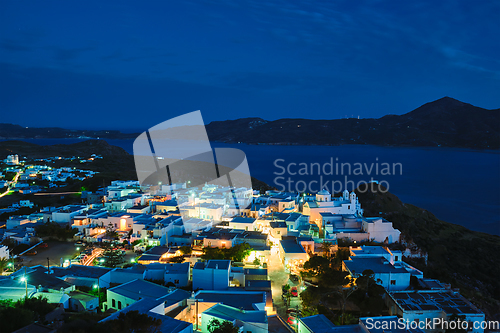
<box><xmin>20</xmin><ymin>269</ymin><xmax>28</xmax><ymax>299</ymax></box>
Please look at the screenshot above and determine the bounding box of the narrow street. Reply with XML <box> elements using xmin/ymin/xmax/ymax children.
<box><xmin>268</xmin><ymin>246</ymin><xmax>303</xmax><ymax>325</ymax></box>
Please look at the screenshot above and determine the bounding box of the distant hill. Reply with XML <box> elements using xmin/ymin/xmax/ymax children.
<box><xmin>205</xmin><ymin>97</ymin><xmax>500</xmax><ymax>149</ymax></box>
<box><xmin>0</xmin><ymin>139</ymin><xmax>129</xmax><ymax>159</ymax></box>
<box><xmin>0</xmin><ymin>124</ymin><xmax>136</xmax><ymax>140</ymax></box>
<box><xmin>1</xmin><ymin>97</ymin><xmax>498</xmax><ymax>148</ymax></box>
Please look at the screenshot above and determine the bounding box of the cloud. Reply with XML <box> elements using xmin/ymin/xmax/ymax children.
<box><xmin>1</xmin><ymin>39</ymin><xmax>33</xmax><ymax>52</ymax></box>
<box><xmin>50</xmin><ymin>45</ymin><xmax>98</xmax><ymax>62</ymax></box>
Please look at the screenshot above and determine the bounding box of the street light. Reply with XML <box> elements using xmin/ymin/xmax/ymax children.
<box><xmin>20</xmin><ymin>267</ymin><xmax>28</xmax><ymax>299</ymax></box>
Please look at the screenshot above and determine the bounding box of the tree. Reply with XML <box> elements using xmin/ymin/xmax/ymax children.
<box><xmin>328</xmin><ymin>276</ymin><xmax>357</xmax><ymax>324</ymax></box>
<box><xmin>101</xmin><ymin>248</ymin><xmax>125</xmax><ymax>268</ymax></box>
<box><xmin>201</xmin><ymin>243</ymin><xmax>253</xmax><ymax>262</ymax></box>
<box><xmin>105</xmin><ymin>223</ymin><xmax>119</xmax><ymax>240</ymax></box>
<box><xmin>131</xmin><ymin>239</ymin><xmax>142</xmax><ymax>246</ymax></box>
<box><xmin>106</xmin><ymin>310</ymin><xmax>162</xmax><ymax>333</ymax></box>
<box><xmin>179</xmin><ymin>246</ymin><xmax>192</xmax><ymax>255</ymax></box>
<box><xmin>0</xmin><ymin>257</ymin><xmax>8</xmax><ymax>274</ymax></box>
<box><xmin>228</xmin><ymin>243</ymin><xmax>252</xmax><ymax>262</ymax></box>
<box><xmin>302</xmin><ymin>255</ymin><xmax>330</xmax><ymax>277</ymax></box>
<box><xmin>207</xmin><ymin>318</ymin><xmax>239</xmax><ymax>333</ymax></box>
<box><xmin>169</xmin><ymin>255</ymin><xmax>185</xmax><ymax>263</ymax></box>
<box><xmin>318</xmin><ymin>241</ymin><xmax>334</xmax><ymax>257</ymax></box>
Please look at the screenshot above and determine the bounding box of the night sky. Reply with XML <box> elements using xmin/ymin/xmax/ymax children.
<box><xmin>1</xmin><ymin>0</ymin><xmax>499</xmax><ymax>130</ymax></box>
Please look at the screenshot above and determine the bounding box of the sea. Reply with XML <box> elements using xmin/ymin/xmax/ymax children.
<box><xmin>3</xmin><ymin>138</ymin><xmax>499</xmax><ymax>236</ymax></box>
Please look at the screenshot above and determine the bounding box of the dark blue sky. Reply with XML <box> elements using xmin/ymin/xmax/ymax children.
<box><xmin>1</xmin><ymin>0</ymin><xmax>499</xmax><ymax>130</ymax></box>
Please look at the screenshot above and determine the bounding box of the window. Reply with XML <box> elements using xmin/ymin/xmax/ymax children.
<box><xmin>174</xmin><ymin>279</ymin><xmax>179</xmax><ymax>284</ymax></box>
<box><xmin>277</xmin><ymin>231</ymin><xmax>280</xmax><ymax>234</ymax></box>
<box><xmin>390</xmin><ymin>280</ymin><xmax>396</xmax><ymax>285</ymax></box>
<box><xmin>112</xmin><ymin>299</ymin><xmax>115</xmax><ymax>307</ymax></box>
<box><xmin>395</xmin><ymin>256</ymin><xmax>399</xmax><ymax>261</ymax></box>
<box><xmin>118</xmin><ymin>301</ymin><xmax>122</xmax><ymax>310</ymax></box>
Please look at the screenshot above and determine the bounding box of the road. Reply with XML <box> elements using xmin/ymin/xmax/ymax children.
<box><xmin>268</xmin><ymin>247</ymin><xmax>303</xmax><ymax>322</ymax></box>
<box><xmin>0</xmin><ymin>171</ymin><xmax>21</xmax><ymax>198</ymax></box>
<box><xmin>19</xmin><ymin>241</ymin><xmax>78</xmax><ymax>267</ymax></box>
<box><xmin>82</xmin><ymin>248</ymin><xmax>104</xmax><ymax>266</ymax></box>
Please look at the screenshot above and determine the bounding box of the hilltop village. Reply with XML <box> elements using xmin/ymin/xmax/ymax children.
<box><xmin>0</xmin><ymin>156</ymin><xmax>491</xmax><ymax>333</ymax></box>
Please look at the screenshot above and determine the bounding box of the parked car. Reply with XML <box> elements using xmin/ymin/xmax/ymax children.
<box><xmin>286</xmin><ymin>308</ymin><xmax>300</xmax><ymax>314</ymax></box>
<box><xmin>290</xmin><ymin>286</ymin><xmax>298</xmax><ymax>297</ymax></box>
<box><xmin>38</xmin><ymin>243</ymin><xmax>48</xmax><ymax>248</ymax></box>
<box><xmin>25</xmin><ymin>250</ymin><xmax>37</xmax><ymax>256</ymax></box>
<box><xmin>289</xmin><ymin>274</ymin><xmax>300</xmax><ymax>283</ymax></box>
<box><xmin>74</xmin><ymin>241</ymin><xmax>84</xmax><ymax>247</ymax></box>
<box><xmin>282</xmin><ymin>285</ymin><xmax>289</xmax><ymax>293</ymax></box>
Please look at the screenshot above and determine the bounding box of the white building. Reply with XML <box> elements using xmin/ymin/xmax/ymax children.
<box><xmin>0</xmin><ymin>245</ymin><xmax>9</xmax><ymax>260</ymax></box>
<box><xmin>228</xmin><ymin>216</ymin><xmax>257</xmax><ymax>231</ymax></box>
<box><xmin>303</xmin><ymin>190</ymin><xmax>363</xmax><ymax>227</ymax></box>
<box><xmin>192</xmin><ymin>260</ymin><xmax>231</xmax><ymax>290</ymax></box>
<box><xmin>4</xmin><ymin>155</ymin><xmax>19</xmax><ymax>165</ymax></box>
<box><xmin>343</xmin><ymin>256</ymin><xmax>415</xmax><ymax>291</ymax></box>
<box><xmin>322</xmin><ymin>214</ymin><xmax>401</xmax><ymax>244</ymax></box>
<box><xmin>386</xmin><ymin>290</ymin><xmax>486</xmax><ymax>333</ymax></box>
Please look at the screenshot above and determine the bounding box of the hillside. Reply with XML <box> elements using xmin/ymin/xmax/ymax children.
<box><xmin>0</xmin><ymin>124</ymin><xmax>135</xmax><ymax>140</ymax></box>
<box><xmin>0</xmin><ymin>140</ymin><xmax>130</xmax><ymax>158</ymax></box>
<box><xmin>205</xmin><ymin>97</ymin><xmax>500</xmax><ymax>149</ymax></box>
<box><xmin>1</xmin><ymin>97</ymin><xmax>498</xmax><ymax>149</ymax></box>
<box><xmin>355</xmin><ymin>184</ymin><xmax>500</xmax><ymax>320</ymax></box>
<box><xmin>0</xmin><ymin>140</ymin><xmax>272</xmax><ymax>193</ymax></box>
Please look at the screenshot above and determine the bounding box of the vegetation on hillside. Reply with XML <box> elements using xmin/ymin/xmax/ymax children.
<box><xmin>355</xmin><ymin>184</ymin><xmax>500</xmax><ymax>320</ymax></box>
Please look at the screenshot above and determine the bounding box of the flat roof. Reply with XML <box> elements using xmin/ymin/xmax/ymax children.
<box><xmin>351</xmin><ymin>246</ymin><xmax>390</xmax><ymax>257</ymax></box>
<box><xmin>203</xmin><ymin>303</ymin><xmax>267</xmax><ymax>324</ymax></box>
<box><xmin>100</xmin><ymin>298</ymin><xmax>192</xmax><ymax>333</ymax></box>
<box><xmin>390</xmin><ymin>291</ymin><xmax>482</xmax><ymax>315</ymax></box>
<box><xmin>344</xmin><ymin>257</ymin><xmax>408</xmax><ymax>275</ymax></box>
<box><xmin>206</xmin><ymin>260</ymin><xmax>230</xmax><ymax>270</ymax></box>
<box><xmin>270</xmin><ymin>221</ymin><xmax>287</xmax><ymax>228</ymax></box>
<box><xmin>300</xmin><ymin>314</ymin><xmax>359</xmax><ymax>333</ymax></box>
<box><xmin>195</xmin><ymin>290</ymin><xmax>265</xmax><ymax>311</ymax></box>
<box><xmin>280</xmin><ymin>238</ymin><xmax>305</xmax><ymax>254</ymax></box>
<box><xmin>51</xmin><ymin>265</ymin><xmax>111</xmax><ymax>279</ymax></box>
<box><xmin>230</xmin><ymin>217</ymin><xmax>256</xmax><ymax>223</ymax></box>
<box><xmin>108</xmin><ymin>279</ymin><xmax>171</xmax><ymax>301</ymax></box>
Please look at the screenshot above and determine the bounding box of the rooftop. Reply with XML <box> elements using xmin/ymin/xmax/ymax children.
<box><xmin>108</xmin><ymin>279</ymin><xmax>171</xmax><ymax>301</ymax></box>
<box><xmin>390</xmin><ymin>290</ymin><xmax>482</xmax><ymax>315</ymax></box>
<box><xmin>203</xmin><ymin>303</ymin><xmax>267</xmax><ymax>324</ymax></box>
<box><xmin>300</xmin><ymin>314</ymin><xmax>361</xmax><ymax>333</ymax></box>
<box><xmin>195</xmin><ymin>290</ymin><xmax>266</xmax><ymax>311</ymax></box>
<box><xmin>50</xmin><ymin>265</ymin><xmax>111</xmax><ymax>279</ymax></box>
<box><xmin>206</xmin><ymin>260</ymin><xmax>231</xmax><ymax>270</ymax></box>
<box><xmin>280</xmin><ymin>237</ymin><xmax>306</xmax><ymax>254</ymax></box>
<box><xmin>343</xmin><ymin>257</ymin><xmax>408</xmax><ymax>275</ymax></box>
<box><xmin>230</xmin><ymin>217</ymin><xmax>256</xmax><ymax>224</ymax></box>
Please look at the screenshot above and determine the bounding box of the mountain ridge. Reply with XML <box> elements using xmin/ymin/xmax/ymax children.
<box><xmin>205</xmin><ymin>97</ymin><xmax>500</xmax><ymax>148</ymax></box>
<box><xmin>0</xmin><ymin>97</ymin><xmax>498</xmax><ymax>149</ymax></box>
